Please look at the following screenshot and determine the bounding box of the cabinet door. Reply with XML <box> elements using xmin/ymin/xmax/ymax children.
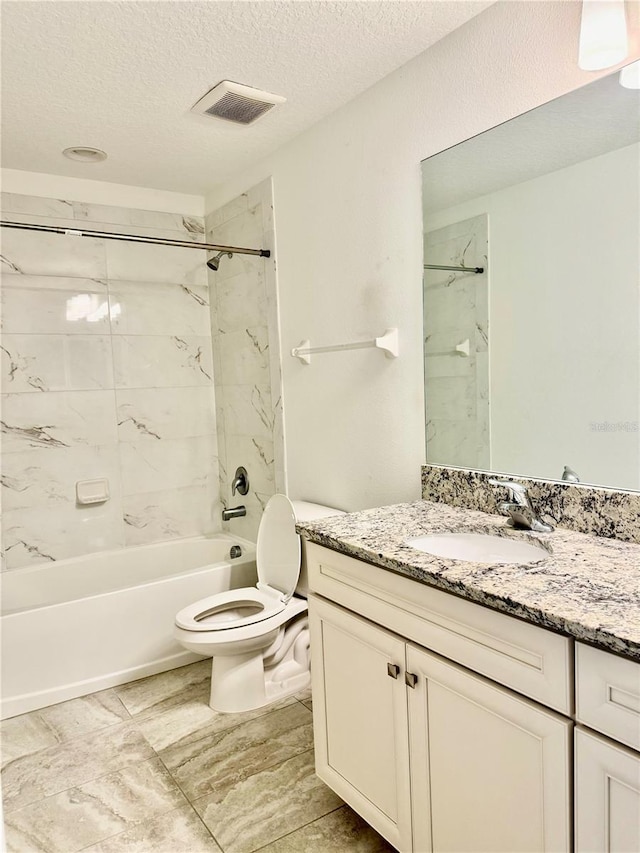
<box><xmin>308</xmin><ymin>594</ymin><xmax>412</xmax><ymax>852</ymax></box>
<box><xmin>407</xmin><ymin>644</ymin><xmax>571</xmax><ymax>853</ymax></box>
<box><xmin>575</xmin><ymin>727</ymin><xmax>640</xmax><ymax>853</ymax></box>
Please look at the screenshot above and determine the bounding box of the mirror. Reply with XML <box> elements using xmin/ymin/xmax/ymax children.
<box><xmin>421</xmin><ymin>67</ymin><xmax>640</xmax><ymax>492</ymax></box>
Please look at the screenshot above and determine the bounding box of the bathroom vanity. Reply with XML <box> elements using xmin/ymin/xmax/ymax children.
<box><xmin>299</xmin><ymin>501</ymin><xmax>640</xmax><ymax>853</ymax></box>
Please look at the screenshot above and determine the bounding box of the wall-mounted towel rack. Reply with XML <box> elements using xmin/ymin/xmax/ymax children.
<box><xmin>425</xmin><ymin>338</ymin><xmax>470</xmax><ymax>358</ymax></box>
<box><xmin>291</xmin><ymin>328</ymin><xmax>399</xmax><ymax>365</ymax></box>
<box><xmin>424</xmin><ymin>263</ymin><xmax>484</xmax><ymax>274</ymax></box>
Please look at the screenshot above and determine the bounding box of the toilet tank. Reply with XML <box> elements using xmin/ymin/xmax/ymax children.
<box><xmin>291</xmin><ymin>500</ymin><xmax>345</xmax><ymax>598</ymax></box>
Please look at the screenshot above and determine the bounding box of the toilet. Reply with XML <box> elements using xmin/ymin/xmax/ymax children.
<box><xmin>174</xmin><ymin>494</ymin><xmax>344</xmax><ymax>713</ymax></box>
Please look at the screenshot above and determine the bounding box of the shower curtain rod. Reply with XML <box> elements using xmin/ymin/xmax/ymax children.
<box><xmin>424</xmin><ymin>263</ymin><xmax>484</xmax><ymax>274</ymax></box>
<box><xmin>0</xmin><ymin>220</ymin><xmax>271</xmax><ymax>258</ymax></box>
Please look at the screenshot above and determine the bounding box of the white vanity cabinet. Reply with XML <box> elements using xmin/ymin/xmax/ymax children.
<box><xmin>307</xmin><ymin>542</ymin><xmax>572</xmax><ymax>853</ymax></box>
<box><xmin>575</xmin><ymin>644</ymin><xmax>640</xmax><ymax>853</ymax></box>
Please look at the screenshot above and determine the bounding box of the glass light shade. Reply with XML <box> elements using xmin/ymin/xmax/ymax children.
<box><xmin>619</xmin><ymin>59</ymin><xmax>640</xmax><ymax>88</ymax></box>
<box><xmin>578</xmin><ymin>0</ymin><xmax>629</xmax><ymax>71</ymax></box>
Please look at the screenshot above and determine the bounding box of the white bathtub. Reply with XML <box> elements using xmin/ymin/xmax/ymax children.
<box><xmin>0</xmin><ymin>534</ymin><xmax>257</xmax><ymax>719</ymax></box>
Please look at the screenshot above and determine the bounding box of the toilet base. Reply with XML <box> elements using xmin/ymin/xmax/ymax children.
<box><xmin>209</xmin><ymin>619</ymin><xmax>311</xmax><ymax>713</ymax></box>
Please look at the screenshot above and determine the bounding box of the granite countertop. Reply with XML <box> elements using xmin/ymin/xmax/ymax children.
<box><xmin>297</xmin><ymin>500</ymin><xmax>640</xmax><ymax>663</ymax></box>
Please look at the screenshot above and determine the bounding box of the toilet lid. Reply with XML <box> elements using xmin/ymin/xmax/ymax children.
<box><xmin>256</xmin><ymin>494</ymin><xmax>301</xmax><ymax>601</ymax></box>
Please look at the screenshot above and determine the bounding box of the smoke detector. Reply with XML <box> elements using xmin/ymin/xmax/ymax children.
<box><xmin>191</xmin><ymin>80</ymin><xmax>286</xmax><ymax>126</ymax></box>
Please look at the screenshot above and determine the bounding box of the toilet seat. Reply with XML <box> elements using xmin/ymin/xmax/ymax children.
<box><xmin>175</xmin><ymin>586</ymin><xmax>286</xmax><ymax>632</ymax></box>
<box><xmin>175</xmin><ymin>495</ymin><xmax>302</xmax><ymax>636</ymax></box>
<box><xmin>175</xmin><ymin>595</ymin><xmax>308</xmax><ymax>652</ymax></box>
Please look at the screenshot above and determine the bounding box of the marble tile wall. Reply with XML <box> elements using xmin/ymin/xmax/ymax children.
<box><xmin>206</xmin><ymin>179</ymin><xmax>284</xmax><ymax>541</ymax></box>
<box><xmin>423</xmin><ymin>215</ymin><xmax>490</xmax><ymax>470</ymax></box>
<box><xmin>1</xmin><ymin>192</ymin><xmax>220</xmax><ymax>569</ymax></box>
<box><xmin>421</xmin><ymin>464</ymin><xmax>640</xmax><ymax>544</ymax></box>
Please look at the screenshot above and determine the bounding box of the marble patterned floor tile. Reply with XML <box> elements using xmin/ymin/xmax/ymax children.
<box><xmin>193</xmin><ymin>749</ymin><xmax>343</xmax><ymax>853</ymax></box>
<box><xmin>254</xmin><ymin>805</ymin><xmax>395</xmax><ymax>853</ymax></box>
<box><xmin>1</xmin><ymin>722</ymin><xmax>154</xmax><ymax>812</ymax></box>
<box><xmin>294</xmin><ymin>686</ymin><xmax>312</xmax><ymax>703</ymax></box>
<box><xmin>135</xmin><ymin>691</ymin><xmax>299</xmax><ymax>753</ymax></box>
<box><xmin>114</xmin><ymin>660</ymin><xmax>211</xmax><ymax>719</ymax></box>
<box><xmin>83</xmin><ymin>804</ymin><xmax>221</xmax><ymax>852</ymax></box>
<box><xmin>159</xmin><ymin>702</ymin><xmax>314</xmax><ymax>802</ymax></box>
<box><xmin>1</xmin><ymin>689</ymin><xmax>130</xmax><ymax>769</ymax></box>
<box><xmin>3</xmin><ymin>757</ymin><xmax>186</xmax><ymax>853</ymax></box>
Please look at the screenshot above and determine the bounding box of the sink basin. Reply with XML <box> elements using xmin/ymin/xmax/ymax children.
<box><xmin>405</xmin><ymin>533</ymin><xmax>547</xmax><ymax>565</ymax></box>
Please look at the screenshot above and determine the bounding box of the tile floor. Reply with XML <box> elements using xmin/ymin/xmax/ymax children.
<box><xmin>1</xmin><ymin>661</ymin><xmax>395</xmax><ymax>852</ymax></box>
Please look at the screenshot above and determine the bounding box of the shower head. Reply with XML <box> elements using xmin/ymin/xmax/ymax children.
<box><xmin>207</xmin><ymin>251</ymin><xmax>233</xmax><ymax>271</ymax></box>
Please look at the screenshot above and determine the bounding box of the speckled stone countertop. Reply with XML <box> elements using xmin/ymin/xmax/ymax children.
<box><xmin>297</xmin><ymin>501</ymin><xmax>640</xmax><ymax>663</ymax></box>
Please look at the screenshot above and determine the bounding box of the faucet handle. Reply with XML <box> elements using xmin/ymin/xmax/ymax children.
<box><xmin>231</xmin><ymin>466</ymin><xmax>249</xmax><ymax>496</ymax></box>
<box><xmin>488</xmin><ymin>478</ymin><xmax>529</xmax><ymax>506</ymax></box>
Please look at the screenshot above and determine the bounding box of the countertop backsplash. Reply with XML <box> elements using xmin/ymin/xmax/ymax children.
<box><xmin>422</xmin><ymin>465</ymin><xmax>640</xmax><ymax>545</ymax></box>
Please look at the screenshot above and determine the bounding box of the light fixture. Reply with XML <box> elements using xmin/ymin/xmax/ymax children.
<box><xmin>62</xmin><ymin>146</ymin><xmax>107</xmax><ymax>163</ymax></box>
<box><xmin>620</xmin><ymin>58</ymin><xmax>640</xmax><ymax>88</ymax></box>
<box><xmin>578</xmin><ymin>0</ymin><xmax>629</xmax><ymax>71</ymax></box>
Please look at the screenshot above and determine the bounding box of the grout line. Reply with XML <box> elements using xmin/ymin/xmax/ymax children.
<box><xmin>2</xmin><ymin>753</ymin><xmax>171</xmax><ymax>818</ymax></box>
<box><xmin>250</xmin><ymin>803</ymin><xmax>348</xmax><ymax>853</ymax></box>
<box><xmin>187</xmin><ymin>747</ymin><xmax>321</xmax><ymax>853</ymax></box>
<box><xmin>1</xmin><ymin>712</ymin><xmax>135</xmax><ymax>778</ymax></box>
<box><xmin>73</xmin><ymin>802</ymin><xmax>204</xmax><ymax>853</ymax></box>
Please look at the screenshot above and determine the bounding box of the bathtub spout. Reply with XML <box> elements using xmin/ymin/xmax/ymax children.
<box><xmin>222</xmin><ymin>505</ymin><xmax>246</xmax><ymax>521</ymax></box>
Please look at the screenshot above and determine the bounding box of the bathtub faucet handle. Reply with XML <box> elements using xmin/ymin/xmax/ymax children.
<box><xmin>231</xmin><ymin>466</ymin><xmax>249</xmax><ymax>496</ymax></box>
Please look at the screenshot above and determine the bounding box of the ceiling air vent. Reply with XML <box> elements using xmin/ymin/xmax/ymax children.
<box><xmin>191</xmin><ymin>81</ymin><xmax>286</xmax><ymax>126</ymax></box>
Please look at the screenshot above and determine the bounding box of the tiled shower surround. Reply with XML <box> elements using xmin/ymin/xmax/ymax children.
<box><xmin>206</xmin><ymin>180</ymin><xmax>284</xmax><ymax>542</ymax></box>
<box><xmin>0</xmin><ymin>193</ymin><xmax>219</xmax><ymax>569</ymax></box>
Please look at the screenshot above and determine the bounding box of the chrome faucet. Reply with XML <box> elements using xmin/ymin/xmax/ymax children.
<box><xmin>488</xmin><ymin>479</ymin><xmax>554</xmax><ymax>533</ymax></box>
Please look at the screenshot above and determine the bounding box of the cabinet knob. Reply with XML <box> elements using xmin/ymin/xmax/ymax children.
<box><xmin>405</xmin><ymin>672</ymin><xmax>418</xmax><ymax>688</ymax></box>
<box><xmin>387</xmin><ymin>663</ymin><xmax>400</xmax><ymax>679</ymax></box>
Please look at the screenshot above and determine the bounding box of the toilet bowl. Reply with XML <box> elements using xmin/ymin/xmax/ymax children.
<box><xmin>174</xmin><ymin>494</ymin><xmax>343</xmax><ymax>713</ymax></box>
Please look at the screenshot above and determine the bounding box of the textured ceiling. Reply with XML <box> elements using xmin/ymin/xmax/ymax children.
<box><xmin>1</xmin><ymin>0</ymin><xmax>493</xmax><ymax>195</ymax></box>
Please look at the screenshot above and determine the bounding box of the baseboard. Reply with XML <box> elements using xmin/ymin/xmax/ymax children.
<box><xmin>0</xmin><ymin>650</ymin><xmax>205</xmax><ymax>719</ymax></box>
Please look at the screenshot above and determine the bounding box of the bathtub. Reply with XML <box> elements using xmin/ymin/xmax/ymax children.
<box><xmin>0</xmin><ymin>534</ymin><xmax>257</xmax><ymax>719</ymax></box>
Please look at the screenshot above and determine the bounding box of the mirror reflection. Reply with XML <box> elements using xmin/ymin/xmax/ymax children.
<box><xmin>421</xmin><ymin>69</ymin><xmax>640</xmax><ymax>491</ymax></box>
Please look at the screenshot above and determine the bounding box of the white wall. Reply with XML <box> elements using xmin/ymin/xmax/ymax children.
<box><xmin>425</xmin><ymin>143</ymin><xmax>640</xmax><ymax>490</ymax></box>
<box><xmin>205</xmin><ymin>0</ymin><xmax>640</xmax><ymax>511</ymax></box>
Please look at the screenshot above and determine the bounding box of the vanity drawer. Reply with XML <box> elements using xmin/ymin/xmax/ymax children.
<box><xmin>576</xmin><ymin>643</ymin><xmax>640</xmax><ymax>752</ymax></box>
<box><xmin>307</xmin><ymin>542</ymin><xmax>572</xmax><ymax>714</ymax></box>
